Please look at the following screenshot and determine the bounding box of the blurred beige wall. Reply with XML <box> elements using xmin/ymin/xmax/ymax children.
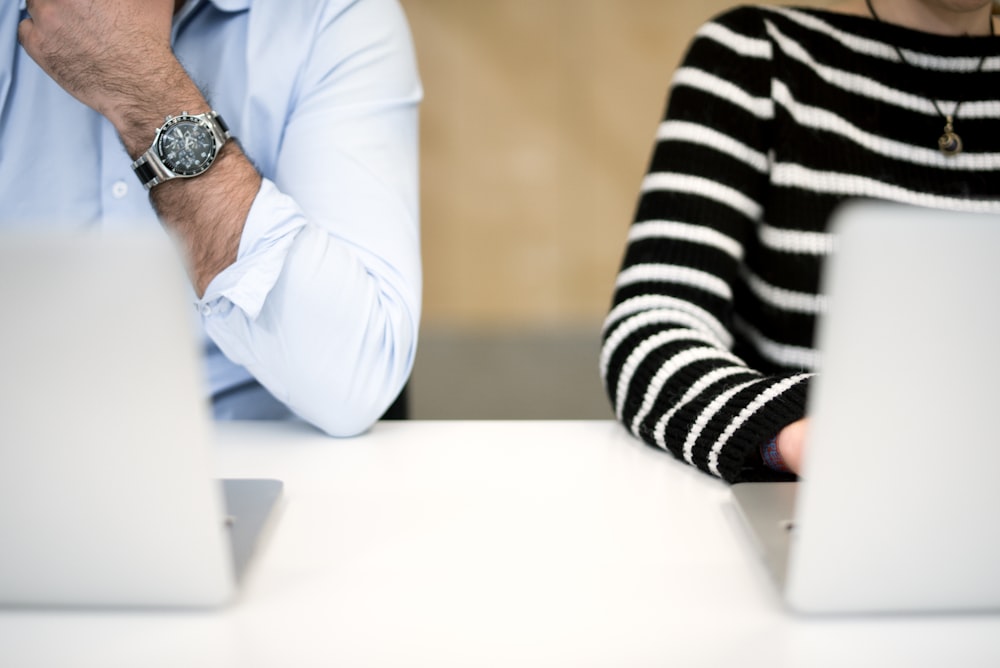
<box><xmin>401</xmin><ymin>0</ymin><xmax>829</xmax><ymax>331</ymax></box>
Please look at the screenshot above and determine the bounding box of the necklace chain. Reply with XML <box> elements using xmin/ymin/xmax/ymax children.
<box><xmin>865</xmin><ymin>0</ymin><xmax>995</xmax><ymax>156</ymax></box>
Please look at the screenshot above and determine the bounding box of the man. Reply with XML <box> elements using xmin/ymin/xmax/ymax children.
<box><xmin>1</xmin><ymin>0</ymin><xmax>422</xmax><ymax>435</ymax></box>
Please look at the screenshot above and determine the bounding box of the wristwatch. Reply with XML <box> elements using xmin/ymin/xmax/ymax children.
<box><xmin>131</xmin><ymin>111</ymin><xmax>232</xmax><ymax>189</ymax></box>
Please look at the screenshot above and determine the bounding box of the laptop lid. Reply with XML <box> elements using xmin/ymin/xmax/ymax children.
<box><xmin>733</xmin><ymin>201</ymin><xmax>1000</xmax><ymax>614</ymax></box>
<box><xmin>0</xmin><ymin>231</ymin><xmax>275</xmax><ymax>608</ymax></box>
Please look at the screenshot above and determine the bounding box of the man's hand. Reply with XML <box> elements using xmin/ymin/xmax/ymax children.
<box><xmin>776</xmin><ymin>418</ymin><xmax>809</xmax><ymax>474</ymax></box>
<box><xmin>17</xmin><ymin>0</ymin><xmax>185</xmax><ymax>137</ymax></box>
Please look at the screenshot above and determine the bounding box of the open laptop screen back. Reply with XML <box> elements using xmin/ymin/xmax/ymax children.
<box><xmin>786</xmin><ymin>202</ymin><xmax>1000</xmax><ymax>614</ymax></box>
<box><xmin>0</xmin><ymin>232</ymin><xmax>235</xmax><ymax>608</ymax></box>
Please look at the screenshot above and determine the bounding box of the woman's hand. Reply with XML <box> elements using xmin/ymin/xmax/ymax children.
<box><xmin>776</xmin><ymin>418</ymin><xmax>810</xmax><ymax>474</ymax></box>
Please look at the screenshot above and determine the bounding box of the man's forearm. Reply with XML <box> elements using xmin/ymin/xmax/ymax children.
<box><xmin>19</xmin><ymin>0</ymin><xmax>259</xmax><ymax>294</ymax></box>
<box><xmin>146</xmin><ymin>140</ymin><xmax>260</xmax><ymax>296</ymax></box>
<box><xmin>97</xmin><ymin>63</ymin><xmax>259</xmax><ymax>296</ymax></box>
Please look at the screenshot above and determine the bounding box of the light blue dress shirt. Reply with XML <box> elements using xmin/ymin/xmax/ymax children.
<box><xmin>0</xmin><ymin>0</ymin><xmax>422</xmax><ymax>435</ymax></box>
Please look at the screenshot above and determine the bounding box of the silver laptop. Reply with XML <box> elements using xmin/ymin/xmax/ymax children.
<box><xmin>0</xmin><ymin>230</ymin><xmax>282</xmax><ymax>608</ymax></box>
<box><xmin>731</xmin><ymin>200</ymin><xmax>1000</xmax><ymax>614</ymax></box>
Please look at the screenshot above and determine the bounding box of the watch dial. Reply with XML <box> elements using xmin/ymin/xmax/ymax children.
<box><xmin>158</xmin><ymin>118</ymin><xmax>217</xmax><ymax>176</ymax></box>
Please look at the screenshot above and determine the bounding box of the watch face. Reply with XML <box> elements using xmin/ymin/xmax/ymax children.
<box><xmin>157</xmin><ymin>116</ymin><xmax>218</xmax><ymax>177</ymax></box>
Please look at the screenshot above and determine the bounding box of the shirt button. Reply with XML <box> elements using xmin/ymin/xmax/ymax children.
<box><xmin>111</xmin><ymin>180</ymin><xmax>129</xmax><ymax>199</ymax></box>
<box><xmin>200</xmin><ymin>304</ymin><xmax>213</xmax><ymax>317</ymax></box>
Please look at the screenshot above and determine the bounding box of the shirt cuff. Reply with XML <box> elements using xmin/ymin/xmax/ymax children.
<box><xmin>197</xmin><ymin>177</ymin><xmax>306</xmax><ymax>320</ymax></box>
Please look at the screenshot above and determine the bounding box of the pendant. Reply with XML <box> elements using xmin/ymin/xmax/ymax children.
<box><xmin>938</xmin><ymin>115</ymin><xmax>963</xmax><ymax>156</ymax></box>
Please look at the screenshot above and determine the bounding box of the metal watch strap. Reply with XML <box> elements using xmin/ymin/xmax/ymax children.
<box><xmin>132</xmin><ymin>159</ymin><xmax>159</xmax><ymax>188</ymax></box>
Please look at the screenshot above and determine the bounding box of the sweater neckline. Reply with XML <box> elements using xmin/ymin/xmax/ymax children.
<box><xmin>773</xmin><ymin>6</ymin><xmax>999</xmax><ymax>57</ymax></box>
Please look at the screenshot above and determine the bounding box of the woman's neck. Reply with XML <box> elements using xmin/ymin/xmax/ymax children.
<box><xmin>829</xmin><ymin>0</ymin><xmax>995</xmax><ymax>36</ymax></box>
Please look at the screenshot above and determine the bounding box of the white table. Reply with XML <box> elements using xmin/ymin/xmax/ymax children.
<box><xmin>1</xmin><ymin>420</ymin><xmax>998</xmax><ymax>667</ymax></box>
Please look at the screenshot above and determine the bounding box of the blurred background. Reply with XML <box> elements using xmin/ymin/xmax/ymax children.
<box><xmin>400</xmin><ymin>0</ymin><xmax>827</xmax><ymax>419</ymax></box>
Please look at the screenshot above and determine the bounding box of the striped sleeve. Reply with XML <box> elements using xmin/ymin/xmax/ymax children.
<box><xmin>601</xmin><ymin>7</ymin><xmax>808</xmax><ymax>482</ymax></box>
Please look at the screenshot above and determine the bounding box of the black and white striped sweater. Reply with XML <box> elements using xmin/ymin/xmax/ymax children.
<box><xmin>601</xmin><ymin>6</ymin><xmax>1000</xmax><ymax>482</ymax></box>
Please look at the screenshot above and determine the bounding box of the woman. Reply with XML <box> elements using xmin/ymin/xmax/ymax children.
<box><xmin>601</xmin><ymin>1</ymin><xmax>1000</xmax><ymax>482</ymax></box>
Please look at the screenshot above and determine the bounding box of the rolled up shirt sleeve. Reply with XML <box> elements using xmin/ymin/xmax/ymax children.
<box><xmin>196</xmin><ymin>0</ymin><xmax>422</xmax><ymax>437</ymax></box>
